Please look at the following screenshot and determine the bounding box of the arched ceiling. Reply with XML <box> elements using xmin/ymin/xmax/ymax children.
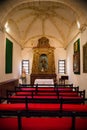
<box><xmin>0</xmin><ymin>0</ymin><xmax>87</xmax><ymax>49</ymax></box>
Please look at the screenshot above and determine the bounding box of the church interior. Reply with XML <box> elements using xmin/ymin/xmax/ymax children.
<box><xmin>0</xmin><ymin>0</ymin><xmax>87</xmax><ymax>129</ymax></box>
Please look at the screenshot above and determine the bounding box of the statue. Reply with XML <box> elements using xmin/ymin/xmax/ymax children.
<box><xmin>40</xmin><ymin>58</ymin><xmax>47</xmax><ymax>71</ymax></box>
<box><xmin>21</xmin><ymin>68</ymin><xmax>26</xmax><ymax>83</ymax></box>
<box><xmin>39</xmin><ymin>54</ymin><xmax>48</xmax><ymax>72</ymax></box>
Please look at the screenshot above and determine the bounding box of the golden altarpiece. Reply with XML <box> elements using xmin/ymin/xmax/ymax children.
<box><xmin>30</xmin><ymin>37</ymin><xmax>56</xmax><ymax>84</ymax></box>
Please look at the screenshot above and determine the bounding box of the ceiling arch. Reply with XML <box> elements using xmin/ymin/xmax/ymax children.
<box><xmin>0</xmin><ymin>0</ymin><xmax>87</xmax><ymax>49</ymax></box>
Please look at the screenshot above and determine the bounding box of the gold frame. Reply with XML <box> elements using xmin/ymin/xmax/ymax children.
<box><xmin>73</xmin><ymin>53</ymin><xmax>80</xmax><ymax>74</ymax></box>
<box><xmin>73</xmin><ymin>39</ymin><xmax>80</xmax><ymax>74</ymax></box>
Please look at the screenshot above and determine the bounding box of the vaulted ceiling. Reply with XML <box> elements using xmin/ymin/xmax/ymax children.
<box><xmin>0</xmin><ymin>0</ymin><xmax>87</xmax><ymax>49</ymax></box>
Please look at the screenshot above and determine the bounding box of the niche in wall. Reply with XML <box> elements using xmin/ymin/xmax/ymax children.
<box><xmin>39</xmin><ymin>54</ymin><xmax>48</xmax><ymax>72</ymax></box>
<box><xmin>31</xmin><ymin>37</ymin><xmax>55</xmax><ymax>74</ymax></box>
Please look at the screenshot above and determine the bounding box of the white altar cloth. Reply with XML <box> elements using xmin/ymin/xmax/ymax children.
<box><xmin>34</xmin><ymin>79</ymin><xmax>54</xmax><ymax>87</ymax></box>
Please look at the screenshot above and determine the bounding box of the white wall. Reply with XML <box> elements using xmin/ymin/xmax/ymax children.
<box><xmin>0</xmin><ymin>31</ymin><xmax>5</xmax><ymax>82</ymax></box>
<box><xmin>0</xmin><ymin>31</ymin><xmax>22</xmax><ymax>82</ymax></box>
<box><xmin>21</xmin><ymin>48</ymin><xmax>33</xmax><ymax>83</ymax></box>
<box><xmin>0</xmin><ymin>31</ymin><xmax>66</xmax><ymax>84</ymax></box>
<box><xmin>67</xmin><ymin>28</ymin><xmax>87</xmax><ymax>97</ymax></box>
<box><xmin>54</xmin><ymin>47</ymin><xmax>67</xmax><ymax>81</ymax></box>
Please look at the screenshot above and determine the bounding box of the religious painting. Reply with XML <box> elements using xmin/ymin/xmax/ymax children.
<box><xmin>83</xmin><ymin>42</ymin><xmax>87</xmax><ymax>73</ymax></box>
<box><xmin>73</xmin><ymin>39</ymin><xmax>80</xmax><ymax>74</ymax></box>
<box><xmin>73</xmin><ymin>53</ymin><xmax>80</xmax><ymax>74</ymax></box>
<box><xmin>74</xmin><ymin>39</ymin><xmax>80</xmax><ymax>53</ymax></box>
<box><xmin>39</xmin><ymin>54</ymin><xmax>48</xmax><ymax>72</ymax></box>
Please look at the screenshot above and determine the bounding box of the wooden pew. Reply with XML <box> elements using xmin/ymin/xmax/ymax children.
<box><xmin>6</xmin><ymin>88</ymin><xmax>85</xmax><ymax>104</ymax></box>
<box><xmin>0</xmin><ymin>97</ymin><xmax>87</xmax><ymax>130</ymax></box>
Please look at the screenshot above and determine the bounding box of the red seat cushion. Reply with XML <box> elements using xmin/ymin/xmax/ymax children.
<box><xmin>38</xmin><ymin>87</ymin><xmax>55</xmax><ymax>91</ymax></box>
<box><xmin>16</xmin><ymin>91</ymin><xmax>32</xmax><ymax>95</ymax></box>
<box><xmin>59</xmin><ymin>92</ymin><xmax>78</xmax><ymax>96</ymax></box>
<box><xmin>22</xmin><ymin>117</ymin><xmax>72</xmax><ymax>130</ymax></box>
<box><xmin>63</xmin><ymin>104</ymin><xmax>87</xmax><ymax>112</ymax></box>
<box><xmin>0</xmin><ymin>103</ymin><xmax>26</xmax><ymax>110</ymax></box>
<box><xmin>58</xmin><ymin>88</ymin><xmax>72</xmax><ymax>91</ymax></box>
<box><xmin>0</xmin><ymin>118</ymin><xmax>18</xmax><ymax>130</ymax></box>
<box><xmin>33</xmin><ymin>95</ymin><xmax>58</xmax><ymax>99</ymax></box>
<box><xmin>21</xmin><ymin>88</ymin><xmax>36</xmax><ymax>91</ymax></box>
<box><xmin>0</xmin><ymin>117</ymin><xmax>87</xmax><ymax>130</ymax></box>
<box><xmin>59</xmin><ymin>96</ymin><xmax>83</xmax><ymax>99</ymax></box>
<box><xmin>10</xmin><ymin>95</ymin><xmax>32</xmax><ymax>98</ymax></box>
<box><xmin>76</xmin><ymin>118</ymin><xmax>87</xmax><ymax>129</ymax></box>
<box><xmin>28</xmin><ymin>103</ymin><xmax>60</xmax><ymax>110</ymax></box>
<box><xmin>36</xmin><ymin>92</ymin><xmax>56</xmax><ymax>95</ymax></box>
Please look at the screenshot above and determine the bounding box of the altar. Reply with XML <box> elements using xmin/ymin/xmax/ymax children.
<box><xmin>30</xmin><ymin>74</ymin><xmax>56</xmax><ymax>85</ymax></box>
<box><xmin>34</xmin><ymin>79</ymin><xmax>54</xmax><ymax>87</ymax></box>
<box><xmin>30</xmin><ymin>37</ymin><xmax>57</xmax><ymax>85</ymax></box>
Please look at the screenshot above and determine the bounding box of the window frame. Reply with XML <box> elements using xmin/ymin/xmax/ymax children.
<box><xmin>58</xmin><ymin>60</ymin><xmax>66</xmax><ymax>74</ymax></box>
<box><xmin>22</xmin><ymin>60</ymin><xmax>29</xmax><ymax>74</ymax></box>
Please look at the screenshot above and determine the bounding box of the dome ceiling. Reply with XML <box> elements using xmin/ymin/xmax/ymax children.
<box><xmin>0</xmin><ymin>0</ymin><xmax>87</xmax><ymax>49</ymax></box>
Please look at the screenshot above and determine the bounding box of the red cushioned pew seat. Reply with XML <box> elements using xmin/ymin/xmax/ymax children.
<box><xmin>22</xmin><ymin>117</ymin><xmax>72</xmax><ymax>130</ymax></box>
<box><xmin>59</xmin><ymin>96</ymin><xmax>84</xmax><ymax>104</ymax></box>
<box><xmin>10</xmin><ymin>95</ymin><xmax>58</xmax><ymax>99</ymax></box>
<box><xmin>62</xmin><ymin>104</ymin><xmax>87</xmax><ymax>112</ymax></box>
<box><xmin>0</xmin><ymin>117</ymin><xmax>87</xmax><ymax>130</ymax></box>
<box><xmin>37</xmin><ymin>87</ymin><xmax>55</xmax><ymax>91</ymax></box>
<box><xmin>27</xmin><ymin>103</ymin><xmax>60</xmax><ymax>110</ymax></box>
<box><xmin>59</xmin><ymin>96</ymin><xmax>83</xmax><ymax>99</ymax></box>
<box><xmin>9</xmin><ymin>95</ymin><xmax>58</xmax><ymax>99</ymax></box>
<box><xmin>7</xmin><ymin>96</ymin><xmax>32</xmax><ymax>103</ymax></box>
<box><xmin>16</xmin><ymin>91</ymin><xmax>57</xmax><ymax>96</ymax></box>
<box><xmin>33</xmin><ymin>95</ymin><xmax>58</xmax><ymax>99</ymax></box>
<box><xmin>0</xmin><ymin>118</ymin><xmax>18</xmax><ymax>130</ymax></box>
<box><xmin>0</xmin><ymin>103</ymin><xmax>26</xmax><ymax>110</ymax></box>
<box><xmin>9</xmin><ymin>95</ymin><xmax>32</xmax><ymax>99</ymax></box>
<box><xmin>22</xmin><ymin>117</ymin><xmax>87</xmax><ymax>130</ymax></box>
<box><xmin>1</xmin><ymin>103</ymin><xmax>87</xmax><ymax>112</ymax></box>
<box><xmin>59</xmin><ymin>92</ymin><xmax>78</xmax><ymax>96</ymax></box>
<box><xmin>34</xmin><ymin>91</ymin><xmax>57</xmax><ymax>95</ymax></box>
<box><xmin>20</xmin><ymin>87</ymin><xmax>36</xmax><ymax>91</ymax></box>
<box><xmin>58</xmin><ymin>88</ymin><xmax>73</xmax><ymax>91</ymax></box>
<box><xmin>16</xmin><ymin>91</ymin><xmax>33</xmax><ymax>96</ymax></box>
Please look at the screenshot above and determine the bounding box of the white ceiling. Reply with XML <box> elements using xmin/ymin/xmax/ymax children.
<box><xmin>0</xmin><ymin>0</ymin><xmax>87</xmax><ymax>49</ymax></box>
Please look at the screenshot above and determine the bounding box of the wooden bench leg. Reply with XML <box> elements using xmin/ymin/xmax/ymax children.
<box><xmin>17</xmin><ymin>111</ymin><xmax>22</xmax><ymax>130</ymax></box>
<box><xmin>71</xmin><ymin>112</ymin><xmax>75</xmax><ymax>130</ymax></box>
